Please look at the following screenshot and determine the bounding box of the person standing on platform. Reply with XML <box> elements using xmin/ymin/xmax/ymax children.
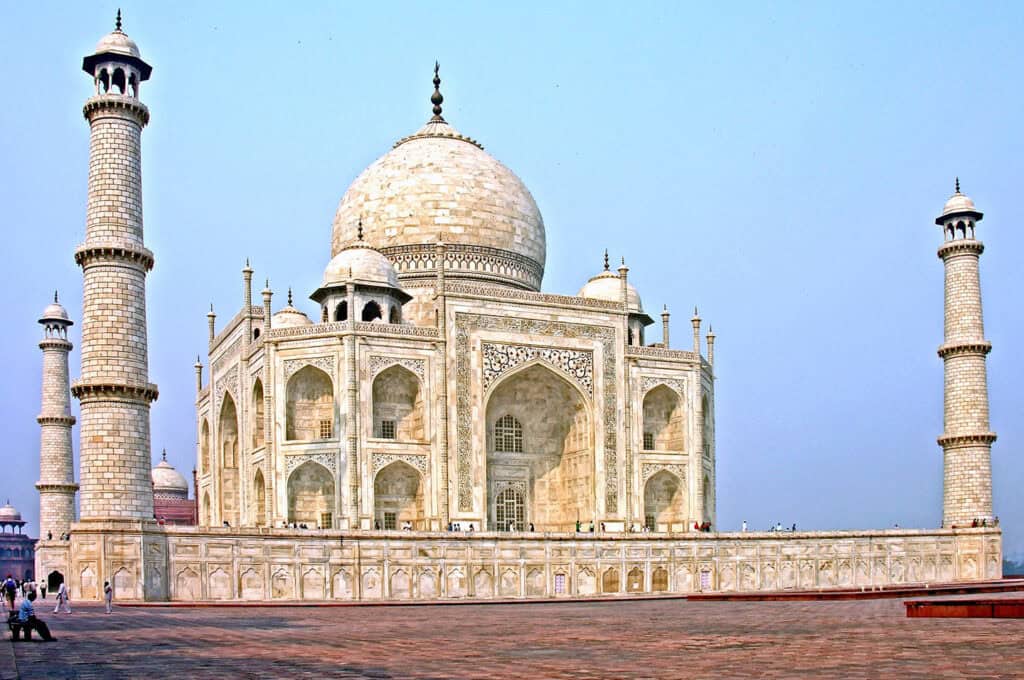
<box><xmin>103</xmin><ymin>581</ymin><xmax>113</xmax><ymax>614</ymax></box>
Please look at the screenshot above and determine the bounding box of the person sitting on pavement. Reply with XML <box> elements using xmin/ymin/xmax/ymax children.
<box><xmin>17</xmin><ymin>591</ymin><xmax>55</xmax><ymax>641</ymax></box>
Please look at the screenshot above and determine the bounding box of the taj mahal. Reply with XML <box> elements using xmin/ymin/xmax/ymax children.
<box><xmin>33</xmin><ymin>15</ymin><xmax>1001</xmax><ymax>602</ymax></box>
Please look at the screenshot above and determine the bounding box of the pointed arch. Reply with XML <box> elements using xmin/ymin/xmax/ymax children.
<box><xmin>371</xmin><ymin>364</ymin><xmax>424</xmax><ymax>441</ymax></box>
<box><xmin>373</xmin><ymin>460</ymin><xmax>424</xmax><ymax>530</ymax></box>
<box><xmin>643</xmin><ymin>470</ymin><xmax>686</xmax><ymax>530</ymax></box>
<box><xmin>253</xmin><ymin>468</ymin><xmax>266</xmax><ymax>527</ymax></box>
<box><xmin>251</xmin><ymin>378</ymin><xmax>265</xmax><ymax>449</ymax></box>
<box><xmin>287</xmin><ymin>461</ymin><xmax>335</xmax><ymax>527</ymax></box>
<box><xmin>484</xmin><ymin>362</ymin><xmax>592</xmax><ymax>531</ymax></box>
<box><xmin>334</xmin><ymin>301</ymin><xmax>348</xmax><ymax>322</ymax></box>
<box><xmin>361</xmin><ymin>300</ymin><xmax>382</xmax><ymax>322</ymax></box>
<box><xmin>200</xmin><ymin>418</ymin><xmax>210</xmax><ymax>473</ymax></box>
<box><xmin>285</xmin><ymin>365</ymin><xmax>334</xmax><ymax>442</ymax></box>
<box><xmin>642</xmin><ymin>384</ymin><xmax>684</xmax><ymax>451</ymax></box>
<box><xmin>219</xmin><ymin>393</ymin><xmax>241</xmax><ymax>526</ymax></box>
<box><xmin>201</xmin><ymin>491</ymin><xmax>211</xmax><ymax>526</ymax></box>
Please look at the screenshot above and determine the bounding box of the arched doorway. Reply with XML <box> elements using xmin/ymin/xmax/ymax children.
<box><xmin>252</xmin><ymin>379</ymin><xmax>265</xmax><ymax>449</ymax></box>
<box><xmin>287</xmin><ymin>461</ymin><xmax>335</xmax><ymax>528</ymax></box>
<box><xmin>219</xmin><ymin>394</ymin><xmax>240</xmax><ymax>526</ymax></box>
<box><xmin>371</xmin><ymin>365</ymin><xmax>425</xmax><ymax>441</ymax></box>
<box><xmin>643</xmin><ymin>470</ymin><xmax>686</xmax><ymax>531</ymax></box>
<box><xmin>200</xmin><ymin>419</ymin><xmax>210</xmax><ymax>473</ymax></box>
<box><xmin>202</xmin><ymin>492</ymin><xmax>211</xmax><ymax>526</ymax></box>
<box><xmin>253</xmin><ymin>469</ymin><xmax>266</xmax><ymax>527</ymax></box>
<box><xmin>485</xmin><ymin>363</ymin><xmax>592</xmax><ymax>532</ymax></box>
<box><xmin>286</xmin><ymin>366</ymin><xmax>334</xmax><ymax>441</ymax></box>
<box><xmin>642</xmin><ymin>385</ymin><xmax>684</xmax><ymax>451</ymax></box>
<box><xmin>47</xmin><ymin>570</ymin><xmax>64</xmax><ymax>592</ymax></box>
<box><xmin>373</xmin><ymin>461</ymin><xmax>424</xmax><ymax>530</ymax></box>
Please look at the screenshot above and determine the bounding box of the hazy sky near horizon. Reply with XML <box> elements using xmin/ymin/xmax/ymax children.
<box><xmin>1</xmin><ymin>2</ymin><xmax>1021</xmax><ymax>555</ymax></box>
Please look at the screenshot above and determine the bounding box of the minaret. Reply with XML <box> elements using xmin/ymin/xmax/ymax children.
<box><xmin>71</xmin><ymin>13</ymin><xmax>157</xmax><ymax>521</ymax></box>
<box><xmin>935</xmin><ymin>179</ymin><xmax>995</xmax><ymax>527</ymax></box>
<box><xmin>36</xmin><ymin>293</ymin><xmax>78</xmax><ymax>539</ymax></box>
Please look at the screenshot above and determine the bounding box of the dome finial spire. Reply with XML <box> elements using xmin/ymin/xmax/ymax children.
<box><xmin>603</xmin><ymin>249</ymin><xmax>609</xmax><ymax>271</ymax></box>
<box><xmin>161</xmin><ymin>448</ymin><xmax>167</xmax><ymax>461</ymax></box>
<box><xmin>287</xmin><ymin>287</ymin><xmax>293</xmax><ymax>306</ymax></box>
<box><xmin>955</xmin><ymin>176</ymin><xmax>961</xmax><ymax>194</ymax></box>
<box><xmin>115</xmin><ymin>8</ymin><xmax>122</xmax><ymax>32</ymax></box>
<box><xmin>430</xmin><ymin>61</ymin><xmax>445</xmax><ymax>122</ymax></box>
<box><xmin>357</xmin><ymin>217</ymin><xmax>364</xmax><ymax>241</ymax></box>
<box><xmin>54</xmin><ymin>290</ymin><xmax>59</xmax><ymax>303</ymax></box>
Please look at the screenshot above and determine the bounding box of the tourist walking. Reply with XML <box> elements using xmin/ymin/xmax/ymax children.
<box><xmin>39</xmin><ymin>582</ymin><xmax>46</xmax><ymax>599</ymax></box>
<box><xmin>104</xmin><ymin>581</ymin><xmax>113</xmax><ymax>614</ymax></box>
<box><xmin>3</xmin><ymin>575</ymin><xmax>16</xmax><ymax>611</ymax></box>
<box><xmin>53</xmin><ymin>581</ymin><xmax>71</xmax><ymax>614</ymax></box>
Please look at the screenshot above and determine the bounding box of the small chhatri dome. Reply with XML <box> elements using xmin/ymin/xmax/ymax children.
<box><xmin>322</xmin><ymin>238</ymin><xmax>402</xmax><ymax>290</ymax></box>
<box><xmin>937</xmin><ymin>177</ymin><xmax>983</xmax><ymax>224</ymax></box>
<box><xmin>272</xmin><ymin>288</ymin><xmax>312</xmax><ymax>328</ymax></box>
<box><xmin>331</xmin><ymin>63</ymin><xmax>546</xmax><ymax>291</ymax></box>
<box><xmin>83</xmin><ymin>9</ymin><xmax>152</xmax><ymax>80</ymax></box>
<box><xmin>152</xmin><ymin>451</ymin><xmax>189</xmax><ymax>498</ymax></box>
<box><xmin>39</xmin><ymin>291</ymin><xmax>72</xmax><ymax>325</ymax></box>
<box><xmin>577</xmin><ymin>253</ymin><xmax>644</xmax><ymax>313</ymax></box>
<box><xmin>0</xmin><ymin>501</ymin><xmax>22</xmax><ymax>522</ymax></box>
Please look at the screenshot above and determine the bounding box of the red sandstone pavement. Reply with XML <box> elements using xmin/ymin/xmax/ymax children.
<box><xmin>3</xmin><ymin>593</ymin><xmax>1023</xmax><ymax>679</ymax></box>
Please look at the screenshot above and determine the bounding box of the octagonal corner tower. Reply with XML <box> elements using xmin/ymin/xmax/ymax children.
<box><xmin>331</xmin><ymin>73</ymin><xmax>545</xmax><ymax>323</ymax></box>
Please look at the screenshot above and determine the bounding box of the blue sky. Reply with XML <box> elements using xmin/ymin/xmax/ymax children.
<box><xmin>1</xmin><ymin>2</ymin><xmax>1021</xmax><ymax>556</ymax></box>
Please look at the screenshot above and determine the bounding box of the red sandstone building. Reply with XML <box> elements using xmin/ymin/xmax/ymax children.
<box><xmin>152</xmin><ymin>452</ymin><xmax>197</xmax><ymax>526</ymax></box>
<box><xmin>0</xmin><ymin>502</ymin><xmax>36</xmax><ymax>581</ymax></box>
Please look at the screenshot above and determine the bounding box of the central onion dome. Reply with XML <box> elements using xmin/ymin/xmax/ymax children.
<box><xmin>331</xmin><ymin>64</ymin><xmax>546</xmax><ymax>291</ymax></box>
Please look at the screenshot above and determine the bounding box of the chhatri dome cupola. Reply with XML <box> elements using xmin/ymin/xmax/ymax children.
<box><xmin>39</xmin><ymin>291</ymin><xmax>73</xmax><ymax>339</ymax></box>
<box><xmin>578</xmin><ymin>251</ymin><xmax>653</xmax><ymax>345</ymax></box>
<box><xmin>271</xmin><ymin>289</ymin><xmax>313</xmax><ymax>329</ymax></box>
<box><xmin>0</xmin><ymin>501</ymin><xmax>25</xmax><ymax>534</ymax></box>
<box><xmin>312</xmin><ymin>221</ymin><xmax>412</xmax><ymax>324</ymax></box>
<box><xmin>331</xmin><ymin>64</ymin><xmax>546</xmax><ymax>293</ymax></box>
<box><xmin>152</xmin><ymin>450</ymin><xmax>189</xmax><ymax>500</ymax></box>
<box><xmin>936</xmin><ymin>177</ymin><xmax>983</xmax><ymax>240</ymax></box>
<box><xmin>82</xmin><ymin>10</ymin><xmax>151</xmax><ymax>98</ymax></box>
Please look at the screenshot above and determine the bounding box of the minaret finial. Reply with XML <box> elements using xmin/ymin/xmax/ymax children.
<box><xmin>603</xmin><ymin>249</ymin><xmax>609</xmax><ymax>271</ymax></box>
<box><xmin>357</xmin><ymin>217</ymin><xmax>364</xmax><ymax>241</ymax></box>
<box><xmin>115</xmin><ymin>8</ymin><xmax>122</xmax><ymax>32</ymax></box>
<box><xmin>955</xmin><ymin>176</ymin><xmax>961</xmax><ymax>194</ymax></box>
<box><xmin>430</xmin><ymin>61</ymin><xmax>445</xmax><ymax>122</ymax></box>
<box><xmin>54</xmin><ymin>290</ymin><xmax>59</xmax><ymax>303</ymax></box>
<box><xmin>161</xmin><ymin>448</ymin><xmax>167</xmax><ymax>461</ymax></box>
<box><xmin>287</xmin><ymin>287</ymin><xmax>293</xmax><ymax>306</ymax></box>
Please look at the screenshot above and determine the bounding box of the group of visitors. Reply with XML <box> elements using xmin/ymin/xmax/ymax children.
<box><xmin>44</xmin><ymin>532</ymin><xmax>71</xmax><ymax>540</ymax></box>
<box><xmin>4</xmin><ymin>574</ymin><xmax>69</xmax><ymax>642</ymax></box>
<box><xmin>693</xmin><ymin>521</ymin><xmax>713</xmax><ymax>532</ymax></box>
<box><xmin>970</xmin><ymin>517</ymin><xmax>999</xmax><ymax>528</ymax></box>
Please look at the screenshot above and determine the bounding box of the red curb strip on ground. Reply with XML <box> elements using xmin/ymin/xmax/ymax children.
<box><xmin>686</xmin><ymin>579</ymin><xmax>1024</xmax><ymax>602</ymax></box>
<box><xmin>905</xmin><ymin>599</ymin><xmax>1024</xmax><ymax>618</ymax></box>
<box><xmin>115</xmin><ymin>579</ymin><xmax>1024</xmax><ymax>608</ymax></box>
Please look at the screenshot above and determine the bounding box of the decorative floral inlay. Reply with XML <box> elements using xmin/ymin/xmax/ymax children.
<box><xmin>371</xmin><ymin>453</ymin><xmax>428</xmax><ymax>476</ymax></box>
<box><xmin>641</xmin><ymin>377</ymin><xmax>686</xmax><ymax>397</ymax></box>
<box><xmin>285</xmin><ymin>453</ymin><xmax>337</xmax><ymax>476</ymax></box>
<box><xmin>482</xmin><ymin>343</ymin><xmax>593</xmax><ymax>396</ymax></box>
<box><xmin>283</xmin><ymin>356</ymin><xmax>335</xmax><ymax>381</ymax></box>
<box><xmin>641</xmin><ymin>463</ymin><xmax>686</xmax><ymax>485</ymax></box>
<box><xmin>369</xmin><ymin>356</ymin><xmax>426</xmax><ymax>381</ymax></box>
<box><xmin>214</xmin><ymin>367</ymin><xmax>238</xmax><ymax>412</ymax></box>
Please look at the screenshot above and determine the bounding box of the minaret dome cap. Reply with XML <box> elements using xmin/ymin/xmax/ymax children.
<box><xmin>82</xmin><ymin>11</ymin><xmax>152</xmax><ymax>80</ymax></box>
<box><xmin>936</xmin><ymin>179</ymin><xmax>983</xmax><ymax>225</ymax></box>
<box><xmin>39</xmin><ymin>293</ymin><xmax>72</xmax><ymax>326</ymax></box>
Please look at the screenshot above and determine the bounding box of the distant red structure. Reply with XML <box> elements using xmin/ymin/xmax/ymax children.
<box><xmin>0</xmin><ymin>502</ymin><xmax>36</xmax><ymax>581</ymax></box>
<box><xmin>152</xmin><ymin>451</ymin><xmax>196</xmax><ymax>526</ymax></box>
